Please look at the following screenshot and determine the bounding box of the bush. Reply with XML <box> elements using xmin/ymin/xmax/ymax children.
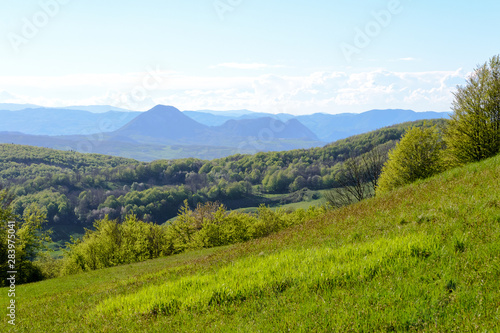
<box><xmin>377</xmin><ymin>125</ymin><xmax>444</xmax><ymax>194</ymax></box>
<box><xmin>62</xmin><ymin>215</ymin><xmax>168</xmax><ymax>274</ymax></box>
<box><xmin>61</xmin><ymin>201</ymin><xmax>327</xmax><ymax>275</ymax></box>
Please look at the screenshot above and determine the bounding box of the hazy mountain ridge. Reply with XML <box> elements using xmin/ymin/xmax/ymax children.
<box><xmin>0</xmin><ymin>105</ymin><xmax>323</xmax><ymax>160</ymax></box>
<box><xmin>0</xmin><ymin>104</ymin><xmax>450</xmax><ymax>161</ymax></box>
<box><xmin>185</xmin><ymin>109</ymin><xmax>451</xmax><ymax>142</ymax></box>
<box><xmin>0</xmin><ymin>108</ymin><xmax>140</xmax><ymax>136</ymax></box>
<box><xmin>108</xmin><ymin>105</ymin><xmax>321</xmax><ymax>145</ymax></box>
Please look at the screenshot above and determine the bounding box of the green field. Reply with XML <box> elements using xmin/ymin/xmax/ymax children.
<box><xmin>2</xmin><ymin>154</ymin><xmax>500</xmax><ymax>332</ymax></box>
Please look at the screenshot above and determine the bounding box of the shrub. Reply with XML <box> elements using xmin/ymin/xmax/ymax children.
<box><xmin>377</xmin><ymin>125</ymin><xmax>444</xmax><ymax>194</ymax></box>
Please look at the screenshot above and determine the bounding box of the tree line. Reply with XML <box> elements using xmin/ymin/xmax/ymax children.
<box><xmin>0</xmin><ymin>120</ymin><xmax>430</xmax><ymax>236</ymax></box>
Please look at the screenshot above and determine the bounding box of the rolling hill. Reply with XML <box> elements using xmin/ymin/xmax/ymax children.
<box><xmin>4</xmin><ymin>147</ymin><xmax>499</xmax><ymax>332</ymax></box>
<box><xmin>217</xmin><ymin>117</ymin><xmax>318</xmax><ymax>140</ymax></box>
<box><xmin>0</xmin><ymin>119</ymin><xmax>444</xmax><ymax>243</ymax></box>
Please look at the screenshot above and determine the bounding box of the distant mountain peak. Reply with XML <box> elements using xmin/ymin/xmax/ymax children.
<box><xmin>147</xmin><ymin>105</ymin><xmax>182</xmax><ymax>114</ymax></box>
<box><xmin>217</xmin><ymin>117</ymin><xmax>319</xmax><ymax>141</ymax></box>
<box><xmin>112</xmin><ymin>105</ymin><xmax>207</xmax><ymax>141</ymax></box>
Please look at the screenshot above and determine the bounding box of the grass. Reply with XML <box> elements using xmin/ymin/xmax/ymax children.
<box><xmin>92</xmin><ymin>233</ymin><xmax>439</xmax><ymax>318</ymax></box>
<box><xmin>2</xmin><ymin>154</ymin><xmax>500</xmax><ymax>332</ymax></box>
<box><xmin>232</xmin><ymin>189</ymin><xmax>326</xmax><ymax>214</ymax></box>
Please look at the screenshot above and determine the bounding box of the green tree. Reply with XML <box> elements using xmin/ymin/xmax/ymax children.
<box><xmin>289</xmin><ymin>176</ymin><xmax>307</xmax><ymax>192</ymax></box>
<box><xmin>1</xmin><ymin>186</ymin><xmax>51</xmax><ymax>285</ymax></box>
<box><xmin>377</xmin><ymin>126</ymin><xmax>444</xmax><ymax>194</ymax></box>
<box><xmin>444</xmin><ymin>55</ymin><xmax>500</xmax><ymax>165</ymax></box>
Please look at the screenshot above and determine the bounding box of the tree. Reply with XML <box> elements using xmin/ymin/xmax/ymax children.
<box><xmin>444</xmin><ymin>55</ymin><xmax>500</xmax><ymax>165</ymax></box>
<box><xmin>325</xmin><ymin>146</ymin><xmax>388</xmax><ymax>209</ymax></box>
<box><xmin>376</xmin><ymin>125</ymin><xmax>444</xmax><ymax>194</ymax></box>
<box><xmin>289</xmin><ymin>176</ymin><xmax>307</xmax><ymax>192</ymax></box>
<box><xmin>1</xmin><ymin>186</ymin><xmax>51</xmax><ymax>285</ymax></box>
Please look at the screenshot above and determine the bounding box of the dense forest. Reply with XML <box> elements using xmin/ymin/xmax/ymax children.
<box><xmin>0</xmin><ymin>119</ymin><xmax>444</xmax><ymax>240</ymax></box>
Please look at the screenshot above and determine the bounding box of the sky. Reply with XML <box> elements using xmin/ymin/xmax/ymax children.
<box><xmin>0</xmin><ymin>0</ymin><xmax>499</xmax><ymax>114</ymax></box>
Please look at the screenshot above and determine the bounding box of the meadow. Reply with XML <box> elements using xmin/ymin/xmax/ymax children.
<box><xmin>2</xmin><ymin>153</ymin><xmax>500</xmax><ymax>332</ymax></box>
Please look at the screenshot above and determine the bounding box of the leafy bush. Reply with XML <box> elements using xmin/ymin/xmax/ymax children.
<box><xmin>377</xmin><ymin>125</ymin><xmax>444</xmax><ymax>194</ymax></box>
<box><xmin>61</xmin><ymin>201</ymin><xmax>327</xmax><ymax>275</ymax></box>
<box><xmin>61</xmin><ymin>215</ymin><xmax>167</xmax><ymax>274</ymax></box>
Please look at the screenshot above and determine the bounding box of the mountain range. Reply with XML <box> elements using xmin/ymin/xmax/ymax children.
<box><xmin>0</xmin><ymin>104</ymin><xmax>450</xmax><ymax>161</ymax></box>
<box><xmin>183</xmin><ymin>109</ymin><xmax>450</xmax><ymax>142</ymax></box>
<box><xmin>0</xmin><ymin>108</ymin><xmax>140</xmax><ymax>136</ymax></box>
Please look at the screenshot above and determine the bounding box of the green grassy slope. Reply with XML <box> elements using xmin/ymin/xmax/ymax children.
<box><xmin>2</xmin><ymin>154</ymin><xmax>500</xmax><ymax>332</ymax></box>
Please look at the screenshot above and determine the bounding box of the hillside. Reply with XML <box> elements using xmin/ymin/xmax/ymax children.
<box><xmin>217</xmin><ymin>117</ymin><xmax>318</xmax><ymax>140</ymax></box>
<box><xmin>0</xmin><ymin>120</ymin><xmax>440</xmax><ymax>241</ymax></box>
<box><xmin>3</xmin><ymin>149</ymin><xmax>499</xmax><ymax>331</ymax></box>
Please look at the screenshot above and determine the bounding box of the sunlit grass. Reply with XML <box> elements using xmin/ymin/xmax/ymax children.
<box><xmin>2</xmin><ymin>154</ymin><xmax>500</xmax><ymax>332</ymax></box>
<box><xmin>92</xmin><ymin>233</ymin><xmax>439</xmax><ymax>319</ymax></box>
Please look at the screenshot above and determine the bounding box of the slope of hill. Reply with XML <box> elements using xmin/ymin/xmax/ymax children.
<box><xmin>0</xmin><ymin>119</ymin><xmax>444</xmax><ymax>242</ymax></box>
<box><xmin>0</xmin><ymin>105</ymin><xmax>449</xmax><ymax>160</ymax></box>
<box><xmin>112</xmin><ymin>105</ymin><xmax>321</xmax><ymax>145</ymax></box>
<box><xmin>5</xmin><ymin>149</ymin><xmax>499</xmax><ymax>332</ymax></box>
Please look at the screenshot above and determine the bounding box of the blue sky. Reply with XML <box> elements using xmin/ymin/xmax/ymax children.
<box><xmin>0</xmin><ymin>0</ymin><xmax>499</xmax><ymax>114</ymax></box>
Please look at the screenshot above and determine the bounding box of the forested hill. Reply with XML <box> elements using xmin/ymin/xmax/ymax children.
<box><xmin>0</xmin><ymin>145</ymin><xmax>138</xmax><ymax>171</ymax></box>
<box><xmin>0</xmin><ymin>119</ymin><xmax>445</xmax><ymax>240</ymax></box>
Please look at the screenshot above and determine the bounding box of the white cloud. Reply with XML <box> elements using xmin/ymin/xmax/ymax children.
<box><xmin>0</xmin><ymin>68</ymin><xmax>466</xmax><ymax>114</ymax></box>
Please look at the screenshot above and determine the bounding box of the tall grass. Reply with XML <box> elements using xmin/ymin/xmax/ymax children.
<box><xmin>92</xmin><ymin>233</ymin><xmax>440</xmax><ymax>319</ymax></box>
<box><xmin>2</xmin><ymin>154</ymin><xmax>500</xmax><ymax>332</ymax></box>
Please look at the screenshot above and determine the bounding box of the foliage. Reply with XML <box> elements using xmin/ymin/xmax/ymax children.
<box><xmin>377</xmin><ymin>125</ymin><xmax>445</xmax><ymax>194</ymax></box>
<box><xmin>0</xmin><ymin>186</ymin><xmax>52</xmax><ymax>286</ymax></box>
<box><xmin>444</xmin><ymin>55</ymin><xmax>500</xmax><ymax>165</ymax></box>
<box><xmin>61</xmin><ymin>215</ymin><xmax>166</xmax><ymax>274</ymax></box>
<box><xmin>61</xmin><ymin>201</ymin><xmax>326</xmax><ymax>275</ymax></box>
<box><xmin>5</xmin><ymin>152</ymin><xmax>500</xmax><ymax>332</ymax></box>
<box><xmin>0</xmin><ymin>120</ymin><xmax>443</xmax><ymax>241</ymax></box>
